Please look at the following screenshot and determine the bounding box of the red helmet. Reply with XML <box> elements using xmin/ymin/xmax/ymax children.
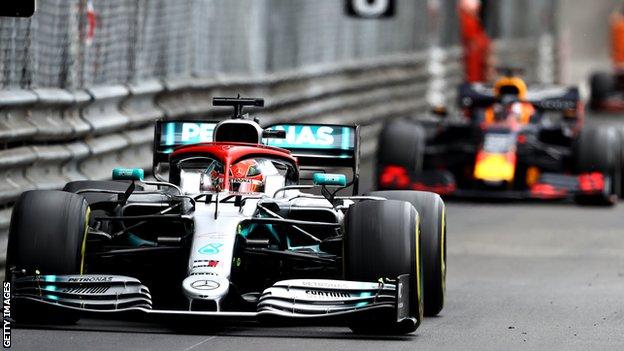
<box><xmin>229</xmin><ymin>159</ymin><xmax>265</xmax><ymax>192</ymax></box>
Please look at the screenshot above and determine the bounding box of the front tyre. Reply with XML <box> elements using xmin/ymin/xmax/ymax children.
<box><xmin>574</xmin><ymin>126</ymin><xmax>621</xmax><ymax>205</ymax></box>
<box><xmin>344</xmin><ymin>200</ymin><xmax>422</xmax><ymax>334</ymax></box>
<box><xmin>367</xmin><ymin>191</ymin><xmax>446</xmax><ymax>316</ymax></box>
<box><xmin>6</xmin><ymin>190</ymin><xmax>90</xmax><ymax>324</ymax></box>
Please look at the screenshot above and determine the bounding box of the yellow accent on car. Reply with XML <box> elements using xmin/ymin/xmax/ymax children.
<box><xmin>80</xmin><ymin>207</ymin><xmax>91</xmax><ymax>274</ymax></box>
<box><xmin>474</xmin><ymin>153</ymin><xmax>515</xmax><ymax>182</ymax></box>
<box><xmin>440</xmin><ymin>205</ymin><xmax>446</xmax><ymax>295</ymax></box>
<box><xmin>415</xmin><ymin>213</ymin><xmax>423</xmax><ymax>322</ymax></box>
<box><xmin>526</xmin><ymin>166</ymin><xmax>540</xmax><ymax>186</ymax></box>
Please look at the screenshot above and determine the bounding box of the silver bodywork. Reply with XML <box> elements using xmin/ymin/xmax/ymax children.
<box><xmin>181</xmin><ymin>185</ymin><xmax>341</xmax><ymax>311</ymax></box>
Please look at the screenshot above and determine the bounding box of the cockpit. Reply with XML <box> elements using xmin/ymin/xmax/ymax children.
<box><xmin>171</xmin><ymin>155</ymin><xmax>297</xmax><ymax>195</ymax></box>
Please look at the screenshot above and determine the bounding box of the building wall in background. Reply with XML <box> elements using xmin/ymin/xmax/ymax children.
<box><xmin>557</xmin><ymin>0</ymin><xmax>621</xmax><ymax>86</ymax></box>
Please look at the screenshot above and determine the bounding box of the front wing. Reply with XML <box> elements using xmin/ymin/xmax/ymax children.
<box><xmin>379</xmin><ymin>167</ymin><xmax>610</xmax><ymax>201</ymax></box>
<box><xmin>10</xmin><ymin>274</ymin><xmax>415</xmax><ymax>328</ymax></box>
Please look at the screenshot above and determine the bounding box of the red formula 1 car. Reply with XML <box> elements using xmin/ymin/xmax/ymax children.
<box><xmin>377</xmin><ymin>70</ymin><xmax>623</xmax><ymax>205</ymax></box>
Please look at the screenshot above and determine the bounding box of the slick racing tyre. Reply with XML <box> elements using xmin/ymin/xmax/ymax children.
<box><xmin>574</xmin><ymin>126</ymin><xmax>621</xmax><ymax>206</ymax></box>
<box><xmin>344</xmin><ymin>199</ymin><xmax>422</xmax><ymax>334</ymax></box>
<box><xmin>376</xmin><ymin>119</ymin><xmax>425</xmax><ymax>189</ymax></box>
<box><xmin>6</xmin><ymin>190</ymin><xmax>90</xmax><ymax>324</ymax></box>
<box><xmin>63</xmin><ymin>180</ymin><xmax>143</xmax><ymax>204</ymax></box>
<box><xmin>589</xmin><ymin>72</ymin><xmax>615</xmax><ymax>110</ymax></box>
<box><xmin>367</xmin><ymin>191</ymin><xmax>446</xmax><ymax>316</ymax></box>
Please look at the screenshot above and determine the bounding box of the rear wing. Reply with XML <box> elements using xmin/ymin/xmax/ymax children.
<box><xmin>263</xmin><ymin>123</ymin><xmax>360</xmax><ymax>193</ymax></box>
<box><xmin>458</xmin><ymin>83</ymin><xmax>580</xmax><ymax>112</ymax></box>
<box><xmin>525</xmin><ymin>87</ymin><xmax>580</xmax><ymax>111</ymax></box>
<box><xmin>153</xmin><ymin>119</ymin><xmax>219</xmax><ymax>170</ymax></box>
<box><xmin>153</xmin><ymin>120</ymin><xmax>361</xmax><ymax>193</ymax></box>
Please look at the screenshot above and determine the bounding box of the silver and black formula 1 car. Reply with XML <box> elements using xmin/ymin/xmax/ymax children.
<box><xmin>377</xmin><ymin>69</ymin><xmax>623</xmax><ymax>205</ymax></box>
<box><xmin>5</xmin><ymin>97</ymin><xmax>446</xmax><ymax>335</ymax></box>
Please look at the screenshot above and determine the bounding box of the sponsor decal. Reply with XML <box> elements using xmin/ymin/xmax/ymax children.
<box><xmin>198</xmin><ymin>232</ymin><xmax>227</xmax><ymax>240</ymax></box>
<box><xmin>264</xmin><ymin>125</ymin><xmax>354</xmax><ymax>150</ymax></box>
<box><xmin>67</xmin><ymin>276</ymin><xmax>113</xmax><ymax>283</ymax></box>
<box><xmin>180</xmin><ymin>123</ymin><xmax>215</xmax><ymax>143</ymax></box>
<box><xmin>162</xmin><ymin>122</ymin><xmax>216</xmax><ymax>147</ymax></box>
<box><xmin>193</xmin><ymin>260</ymin><xmax>219</xmax><ymax>268</ymax></box>
<box><xmin>2</xmin><ymin>282</ymin><xmax>10</xmax><ymax>348</ymax></box>
<box><xmin>300</xmin><ymin>281</ymin><xmax>350</xmax><ymax>289</ymax></box>
<box><xmin>198</xmin><ymin>243</ymin><xmax>223</xmax><ymax>255</ymax></box>
<box><xmin>61</xmin><ymin>286</ymin><xmax>111</xmax><ymax>294</ymax></box>
<box><xmin>305</xmin><ymin>290</ymin><xmax>351</xmax><ymax>298</ymax></box>
<box><xmin>191</xmin><ymin>280</ymin><xmax>220</xmax><ymax>291</ymax></box>
<box><xmin>483</xmin><ymin>133</ymin><xmax>514</xmax><ymax>153</ymax></box>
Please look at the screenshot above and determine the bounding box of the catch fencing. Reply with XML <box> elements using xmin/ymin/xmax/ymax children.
<box><xmin>0</xmin><ymin>0</ymin><xmax>557</xmax><ymax>262</ymax></box>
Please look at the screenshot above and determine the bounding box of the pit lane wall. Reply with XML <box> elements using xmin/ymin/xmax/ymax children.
<box><xmin>0</xmin><ymin>1</ymin><xmax>557</xmax><ymax>265</ymax></box>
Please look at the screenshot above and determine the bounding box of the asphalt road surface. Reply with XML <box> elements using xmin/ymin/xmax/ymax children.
<box><xmin>10</xmin><ymin>114</ymin><xmax>624</xmax><ymax>350</ymax></box>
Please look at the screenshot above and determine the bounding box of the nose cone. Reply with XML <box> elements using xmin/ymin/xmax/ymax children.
<box><xmin>473</xmin><ymin>152</ymin><xmax>516</xmax><ymax>182</ymax></box>
<box><xmin>182</xmin><ymin>275</ymin><xmax>229</xmax><ymax>303</ymax></box>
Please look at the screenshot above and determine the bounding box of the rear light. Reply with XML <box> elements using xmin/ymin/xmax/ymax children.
<box><xmin>578</xmin><ymin>172</ymin><xmax>604</xmax><ymax>192</ymax></box>
<box><xmin>517</xmin><ymin>134</ymin><xmax>527</xmax><ymax>144</ymax></box>
<box><xmin>379</xmin><ymin>165</ymin><xmax>410</xmax><ymax>188</ymax></box>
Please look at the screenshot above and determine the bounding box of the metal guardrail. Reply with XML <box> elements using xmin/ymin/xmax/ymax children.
<box><xmin>0</xmin><ymin>38</ymin><xmax>551</xmax><ymax>264</ymax></box>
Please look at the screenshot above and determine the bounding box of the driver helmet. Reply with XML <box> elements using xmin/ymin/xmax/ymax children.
<box><xmin>230</xmin><ymin>159</ymin><xmax>265</xmax><ymax>192</ymax></box>
<box><xmin>493</xmin><ymin>76</ymin><xmax>527</xmax><ymax>100</ymax></box>
<box><xmin>230</xmin><ymin>158</ymin><xmax>281</xmax><ymax>193</ymax></box>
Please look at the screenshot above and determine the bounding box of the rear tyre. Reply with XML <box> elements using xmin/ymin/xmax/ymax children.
<box><xmin>6</xmin><ymin>190</ymin><xmax>90</xmax><ymax>324</ymax></box>
<box><xmin>574</xmin><ymin>126</ymin><xmax>620</xmax><ymax>205</ymax></box>
<box><xmin>367</xmin><ymin>191</ymin><xmax>446</xmax><ymax>316</ymax></box>
<box><xmin>589</xmin><ymin>72</ymin><xmax>615</xmax><ymax>110</ymax></box>
<box><xmin>344</xmin><ymin>200</ymin><xmax>422</xmax><ymax>334</ymax></box>
<box><xmin>376</xmin><ymin>120</ymin><xmax>425</xmax><ymax>189</ymax></box>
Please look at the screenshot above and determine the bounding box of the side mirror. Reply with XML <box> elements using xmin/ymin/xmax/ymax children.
<box><xmin>262</xmin><ymin>129</ymin><xmax>286</xmax><ymax>139</ymax></box>
<box><xmin>431</xmin><ymin>106</ymin><xmax>448</xmax><ymax>117</ymax></box>
<box><xmin>112</xmin><ymin>168</ymin><xmax>145</xmax><ymax>181</ymax></box>
<box><xmin>313</xmin><ymin>173</ymin><xmax>347</xmax><ymax>187</ymax></box>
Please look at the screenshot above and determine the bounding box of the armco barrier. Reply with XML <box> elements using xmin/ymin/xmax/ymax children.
<box><xmin>26</xmin><ymin>144</ymin><xmax>73</xmax><ymax>191</ymax></box>
<box><xmin>0</xmin><ymin>147</ymin><xmax>37</xmax><ymax>205</ymax></box>
<box><xmin>122</xmin><ymin>80</ymin><xmax>165</xmax><ymax>128</ymax></box>
<box><xmin>30</xmin><ymin>89</ymin><xmax>78</xmax><ymax>141</ymax></box>
<box><xmin>0</xmin><ymin>90</ymin><xmax>38</xmax><ymax>144</ymax></box>
<box><xmin>83</xmin><ymin>85</ymin><xmax>131</xmax><ymax>135</ymax></box>
<box><xmin>0</xmin><ymin>39</ymin><xmax>553</xmax><ymax>265</ymax></box>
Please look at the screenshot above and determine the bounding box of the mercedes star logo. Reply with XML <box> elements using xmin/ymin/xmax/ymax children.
<box><xmin>191</xmin><ymin>279</ymin><xmax>220</xmax><ymax>291</ymax></box>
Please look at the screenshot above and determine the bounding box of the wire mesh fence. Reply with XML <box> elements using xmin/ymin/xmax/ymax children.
<box><xmin>0</xmin><ymin>0</ymin><xmax>556</xmax><ymax>90</ymax></box>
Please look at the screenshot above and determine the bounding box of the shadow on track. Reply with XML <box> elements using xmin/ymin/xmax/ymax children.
<box><xmin>15</xmin><ymin>318</ymin><xmax>417</xmax><ymax>342</ymax></box>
